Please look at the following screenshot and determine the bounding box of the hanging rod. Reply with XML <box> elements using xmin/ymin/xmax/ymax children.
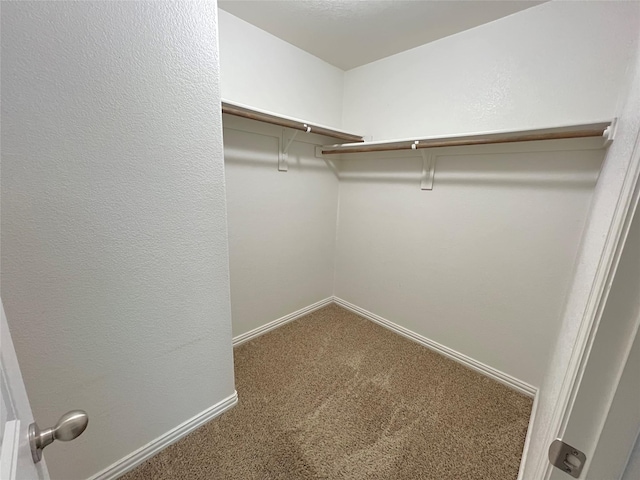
<box><xmin>320</xmin><ymin>121</ymin><xmax>613</xmax><ymax>155</ymax></box>
<box><xmin>221</xmin><ymin>100</ymin><xmax>365</xmax><ymax>143</ymax></box>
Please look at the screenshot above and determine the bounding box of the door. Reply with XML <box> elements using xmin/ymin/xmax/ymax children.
<box><xmin>548</xmin><ymin>199</ymin><xmax>640</xmax><ymax>479</ymax></box>
<box><xmin>1</xmin><ymin>301</ymin><xmax>48</xmax><ymax>480</ymax></box>
<box><xmin>1</xmin><ymin>301</ymin><xmax>88</xmax><ymax>480</ymax></box>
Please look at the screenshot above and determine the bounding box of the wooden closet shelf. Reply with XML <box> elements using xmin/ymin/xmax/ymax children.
<box><xmin>321</xmin><ymin>121</ymin><xmax>613</xmax><ymax>155</ymax></box>
<box><xmin>221</xmin><ymin>100</ymin><xmax>365</xmax><ymax>143</ymax></box>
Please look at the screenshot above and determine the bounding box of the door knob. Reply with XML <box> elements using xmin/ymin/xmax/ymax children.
<box><xmin>29</xmin><ymin>410</ymin><xmax>88</xmax><ymax>463</ymax></box>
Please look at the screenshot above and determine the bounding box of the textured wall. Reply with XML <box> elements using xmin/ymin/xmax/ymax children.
<box><xmin>218</xmin><ymin>9</ymin><xmax>345</xmax><ymax>129</ymax></box>
<box><xmin>216</xmin><ymin>0</ymin><xmax>638</xmax><ymax>390</ymax></box>
<box><xmin>1</xmin><ymin>2</ymin><xmax>235</xmax><ymax>479</ymax></box>
<box><xmin>333</xmin><ymin>144</ymin><xmax>604</xmax><ymax>388</ymax></box>
<box><xmin>342</xmin><ymin>1</ymin><xmax>640</xmax><ymax>141</ymax></box>
<box><xmin>332</xmin><ymin>0</ymin><xmax>639</xmax><ymax>389</ymax></box>
<box><xmin>223</xmin><ymin>118</ymin><xmax>339</xmax><ymax>338</ymax></box>
<box><xmin>217</xmin><ymin>9</ymin><xmax>342</xmax><ymax>340</ymax></box>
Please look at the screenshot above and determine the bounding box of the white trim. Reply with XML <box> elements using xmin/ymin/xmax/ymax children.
<box><xmin>539</xmin><ymin>169</ymin><xmax>640</xmax><ymax>480</ymax></box>
<box><xmin>231</xmin><ymin>296</ymin><xmax>536</xmax><ymax>397</ymax></box>
<box><xmin>0</xmin><ymin>420</ymin><xmax>20</xmax><ymax>480</ymax></box>
<box><xmin>332</xmin><ymin>297</ymin><xmax>538</xmax><ymax>398</ymax></box>
<box><xmin>88</xmin><ymin>391</ymin><xmax>238</xmax><ymax>480</ymax></box>
<box><xmin>518</xmin><ymin>393</ymin><xmax>540</xmax><ymax>480</ymax></box>
<box><xmin>232</xmin><ymin>297</ymin><xmax>334</xmax><ymax>347</ymax></box>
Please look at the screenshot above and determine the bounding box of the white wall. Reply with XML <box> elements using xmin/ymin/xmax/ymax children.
<box><xmin>218</xmin><ymin>0</ymin><xmax>639</xmax><ymax>390</ymax></box>
<box><xmin>1</xmin><ymin>3</ymin><xmax>235</xmax><ymax>479</ymax></box>
<box><xmin>523</xmin><ymin>37</ymin><xmax>640</xmax><ymax>480</ymax></box>
<box><xmin>333</xmin><ymin>142</ymin><xmax>603</xmax><ymax>387</ymax></box>
<box><xmin>223</xmin><ymin>117</ymin><xmax>339</xmax><ymax>337</ymax></box>
<box><xmin>331</xmin><ymin>0</ymin><xmax>640</xmax><ymax>389</ymax></box>
<box><xmin>218</xmin><ymin>9</ymin><xmax>344</xmax><ymax>129</ymax></box>
<box><xmin>218</xmin><ymin>9</ymin><xmax>343</xmax><ymax>338</ymax></box>
<box><xmin>342</xmin><ymin>1</ymin><xmax>640</xmax><ymax>141</ymax></box>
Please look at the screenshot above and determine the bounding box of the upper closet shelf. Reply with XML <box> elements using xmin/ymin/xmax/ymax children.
<box><xmin>320</xmin><ymin>120</ymin><xmax>615</xmax><ymax>155</ymax></box>
<box><xmin>221</xmin><ymin>100</ymin><xmax>365</xmax><ymax>143</ymax></box>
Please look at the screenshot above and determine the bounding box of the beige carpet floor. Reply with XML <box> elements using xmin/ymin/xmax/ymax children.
<box><xmin>122</xmin><ymin>304</ymin><xmax>533</xmax><ymax>479</ymax></box>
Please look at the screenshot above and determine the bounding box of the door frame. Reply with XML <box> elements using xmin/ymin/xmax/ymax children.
<box><xmin>1</xmin><ymin>303</ymin><xmax>51</xmax><ymax>480</ymax></box>
<box><xmin>526</xmin><ymin>54</ymin><xmax>640</xmax><ymax>479</ymax></box>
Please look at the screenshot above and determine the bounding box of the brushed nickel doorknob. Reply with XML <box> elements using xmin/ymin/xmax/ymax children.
<box><xmin>29</xmin><ymin>410</ymin><xmax>88</xmax><ymax>463</ymax></box>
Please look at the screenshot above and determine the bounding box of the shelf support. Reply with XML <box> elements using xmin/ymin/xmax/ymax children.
<box><xmin>279</xmin><ymin>125</ymin><xmax>310</xmax><ymax>172</ymax></box>
<box><xmin>603</xmin><ymin>118</ymin><xmax>617</xmax><ymax>147</ymax></box>
<box><xmin>314</xmin><ymin>146</ymin><xmax>339</xmax><ymax>178</ymax></box>
<box><xmin>420</xmin><ymin>150</ymin><xmax>436</xmax><ymax>190</ymax></box>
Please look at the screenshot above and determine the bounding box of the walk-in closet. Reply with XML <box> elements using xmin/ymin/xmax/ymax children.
<box><xmin>210</xmin><ymin>2</ymin><xmax>640</xmax><ymax>478</ymax></box>
<box><xmin>2</xmin><ymin>1</ymin><xmax>639</xmax><ymax>480</ymax></box>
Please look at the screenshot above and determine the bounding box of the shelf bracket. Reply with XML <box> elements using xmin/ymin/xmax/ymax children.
<box><xmin>278</xmin><ymin>129</ymin><xmax>295</xmax><ymax>172</ymax></box>
<box><xmin>420</xmin><ymin>150</ymin><xmax>436</xmax><ymax>190</ymax></box>
<box><xmin>315</xmin><ymin>146</ymin><xmax>339</xmax><ymax>178</ymax></box>
<box><xmin>602</xmin><ymin>117</ymin><xmax>617</xmax><ymax>147</ymax></box>
<box><xmin>279</xmin><ymin>124</ymin><xmax>311</xmax><ymax>172</ymax></box>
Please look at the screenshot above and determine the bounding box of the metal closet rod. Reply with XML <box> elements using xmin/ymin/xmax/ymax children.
<box><xmin>221</xmin><ymin>101</ymin><xmax>365</xmax><ymax>143</ymax></box>
<box><xmin>321</xmin><ymin>121</ymin><xmax>613</xmax><ymax>155</ymax></box>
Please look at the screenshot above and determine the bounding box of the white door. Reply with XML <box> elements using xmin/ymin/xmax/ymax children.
<box><xmin>548</xmin><ymin>200</ymin><xmax>640</xmax><ymax>480</ymax></box>
<box><xmin>0</xmin><ymin>301</ymin><xmax>49</xmax><ymax>480</ymax></box>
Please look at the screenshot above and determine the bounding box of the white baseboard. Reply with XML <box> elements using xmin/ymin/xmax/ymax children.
<box><xmin>332</xmin><ymin>297</ymin><xmax>537</xmax><ymax>398</ymax></box>
<box><xmin>88</xmin><ymin>298</ymin><xmax>536</xmax><ymax>479</ymax></box>
<box><xmin>233</xmin><ymin>297</ymin><xmax>334</xmax><ymax>347</ymax></box>
<box><xmin>88</xmin><ymin>391</ymin><xmax>238</xmax><ymax>480</ymax></box>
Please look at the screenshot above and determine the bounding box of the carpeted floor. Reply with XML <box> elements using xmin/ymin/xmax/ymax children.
<box><xmin>122</xmin><ymin>304</ymin><xmax>533</xmax><ymax>479</ymax></box>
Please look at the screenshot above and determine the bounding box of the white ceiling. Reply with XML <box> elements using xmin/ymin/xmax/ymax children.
<box><xmin>218</xmin><ymin>0</ymin><xmax>546</xmax><ymax>70</ymax></box>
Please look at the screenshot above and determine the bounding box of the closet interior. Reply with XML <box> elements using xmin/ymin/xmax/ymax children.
<box><xmin>3</xmin><ymin>1</ymin><xmax>638</xmax><ymax>479</ymax></box>
<box><xmin>217</xmin><ymin>1</ymin><xmax>640</xmax><ymax>478</ymax></box>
